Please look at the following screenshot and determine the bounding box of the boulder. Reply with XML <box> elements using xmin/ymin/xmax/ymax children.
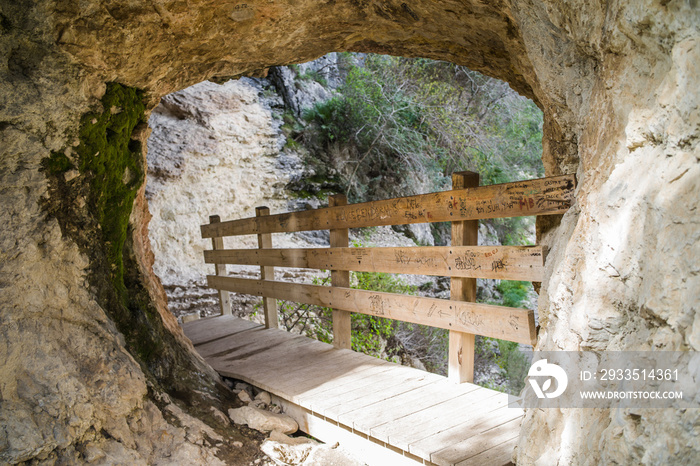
<box><xmin>228</xmin><ymin>407</ymin><xmax>298</xmax><ymax>435</ymax></box>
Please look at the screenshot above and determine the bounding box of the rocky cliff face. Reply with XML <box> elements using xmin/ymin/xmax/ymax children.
<box><xmin>1</xmin><ymin>0</ymin><xmax>698</xmax><ymax>464</ymax></box>
<box><xmin>145</xmin><ymin>74</ymin><xmax>339</xmax><ymax>319</ymax></box>
<box><xmin>146</xmin><ymin>78</ymin><xmax>290</xmax><ymax>315</ymax></box>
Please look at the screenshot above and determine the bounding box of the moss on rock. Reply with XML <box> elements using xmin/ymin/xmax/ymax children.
<box><xmin>41</xmin><ymin>83</ymin><xmax>236</xmax><ymax>411</ymax></box>
<box><xmin>41</xmin><ymin>151</ymin><xmax>74</xmax><ymax>174</ymax></box>
<box><xmin>76</xmin><ymin>83</ymin><xmax>146</xmax><ymax>298</ymax></box>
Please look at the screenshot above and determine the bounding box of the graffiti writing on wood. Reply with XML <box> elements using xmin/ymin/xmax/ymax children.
<box><xmin>458</xmin><ymin>310</ymin><xmax>484</xmax><ymax>329</ymax></box>
<box><xmin>427</xmin><ymin>303</ymin><xmax>437</xmax><ymax>317</ymax></box>
<box><xmin>395</xmin><ymin>250</ymin><xmax>411</xmax><ymax>265</ymax></box>
<box><xmin>351</xmin><ymin>249</ymin><xmax>369</xmax><ymax>264</ymax></box>
<box><xmin>455</xmin><ymin>254</ymin><xmax>480</xmax><ymax>271</ymax></box>
<box><xmin>508</xmin><ymin>314</ymin><xmax>520</xmax><ymax>331</ymax></box>
<box><xmin>491</xmin><ymin>259</ymin><xmax>508</xmax><ymax>272</ymax></box>
<box><xmin>369</xmin><ymin>295</ymin><xmax>385</xmax><ymax>316</ymax></box>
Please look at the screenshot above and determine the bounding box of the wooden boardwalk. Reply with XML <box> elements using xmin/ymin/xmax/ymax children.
<box><xmin>183</xmin><ymin>315</ymin><xmax>522</xmax><ymax>466</ymax></box>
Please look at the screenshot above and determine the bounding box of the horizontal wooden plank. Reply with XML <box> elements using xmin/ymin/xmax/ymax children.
<box><xmin>340</xmin><ymin>379</ymin><xmax>468</xmax><ymax>436</ymax></box>
<box><xmin>409</xmin><ymin>403</ymin><xmax>521</xmax><ymax>462</ymax></box>
<box><xmin>201</xmin><ymin>175</ymin><xmax>576</xmax><ymax>238</ymax></box>
<box><xmin>435</xmin><ymin>417</ymin><xmax>521</xmax><ymax>466</ymax></box>
<box><xmin>455</xmin><ymin>437</ymin><xmax>518</xmax><ymax>466</ymax></box>
<box><xmin>183</xmin><ymin>316</ymin><xmax>524</xmax><ymax>465</ymax></box>
<box><xmin>182</xmin><ymin>314</ymin><xmax>262</xmax><ymax>347</ymax></box>
<box><xmin>319</xmin><ymin>368</ymin><xmax>439</xmax><ymax>419</ymax></box>
<box><xmin>204</xmin><ymin>245</ymin><xmax>545</xmax><ymax>281</ymax></box>
<box><xmin>372</xmin><ymin>388</ymin><xmax>501</xmax><ymax>447</ymax></box>
<box><xmin>207</xmin><ymin>276</ymin><xmax>537</xmax><ymax>345</ymax></box>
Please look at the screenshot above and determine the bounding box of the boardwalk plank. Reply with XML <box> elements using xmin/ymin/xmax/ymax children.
<box><xmin>371</xmin><ymin>388</ymin><xmax>502</xmax><ymax>449</ymax></box>
<box><xmin>408</xmin><ymin>400</ymin><xmax>520</xmax><ymax>460</ymax></box>
<box><xmin>197</xmin><ymin>326</ymin><xmax>304</xmax><ymax>359</ymax></box>
<box><xmin>183</xmin><ymin>315</ymin><xmax>261</xmax><ymax>346</ymax></box>
<box><xmin>455</xmin><ymin>437</ymin><xmax>518</xmax><ymax>466</ymax></box>
<box><xmin>291</xmin><ymin>360</ymin><xmax>396</xmax><ymax>404</ymax></box>
<box><xmin>318</xmin><ymin>367</ymin><xmax>440</xmax><ymax>418</ymax></box>
<box><xmin>183</xmin><ymin>316</ymin><xmax>520</xmax><ymax>466</ymax></box>
<box><xmin>345</xmin><ymin>380</ymin><xmax>480</xmax><ymax>437</ymax></box>
<box><xmin>433</xmin><ymin>417</ymin><xmax>522</xmax><ymax>466</ymax></box>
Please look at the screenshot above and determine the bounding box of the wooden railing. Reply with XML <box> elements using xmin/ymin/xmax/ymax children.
<box><xmin>201</xmin><ymin>172</ymin><xmax>576</xmax><ymax>383</ymax></box>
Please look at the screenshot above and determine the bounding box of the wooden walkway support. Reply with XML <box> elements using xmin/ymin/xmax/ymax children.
<box><xmin>329</xmin><ymin>193</ymin><xmax>351</xmax><ymax>350</ymax></box>
<box><xmin>184</xmin><ymin>315</ymin><xmax>524</xmax><ymax>466</ymax></box>
<box><xmin>448</xmin><ymin>171</ymin><xmax>479</xmax><ymax>383</ymax></box>
<box><xmin>207</xmin><ymin>215</ymin><xmax>231</xmax><ymax>315</ymax></box>
<box><xmin>255</xmin><ymin>206</ymin><xmax>278</xmax><ymax>329</ymax></box>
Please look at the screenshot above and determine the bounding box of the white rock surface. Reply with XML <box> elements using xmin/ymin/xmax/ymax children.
<box><xmin>261</xmin><ymin>432</ymin><xmax>366</xmax><ymax>466</ymax></box>
<box><xmin>228</xmin><ymin>406</ymin><xmax>299</xmax><ymax>434</ymax></box>
<box><xmin>256</xmin><ymin>391</ymin><xmax>272</xmax><ymax>405</ymax></box>
<box><xmin>237</xmin><ymin>390</ymin><xmax>252</xmax><ymax>404</ymax></box>
<box><xmin>147</xmin><ymin>79</ymin><xmax>288</xmax><ymax>288</ymax></box>
<box><xmin>146</xmin><ymin>78</ymin><xmax>322</xmax><ymax>319</ymax></box>
<box><xmin>261</xmin><ymin>432</ymin><xmax>318</xmax><ymax>465</ymax></box>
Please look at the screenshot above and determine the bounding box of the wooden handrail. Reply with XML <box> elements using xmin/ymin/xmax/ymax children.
<box><xmin>200</xmin><ymin>173</ymin><xmax>576</xmax><ymax>374</ymax></box>
<box><xmin>201</xmin><ymin>175</ymin><xmax>575</xmax><ymax>238</ymax></box>
<box><xmin>207</xmin><ymin>275</ymin><xmax>537</xmax><ymax>345</ymax></box>
<box><xmin>203</xmin><ymin>245</ymin><xmax>546</xmax><ymax>281</ymax></box>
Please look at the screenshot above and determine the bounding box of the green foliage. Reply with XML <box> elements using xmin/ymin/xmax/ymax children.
<box><xmin>302</xmin><ymin>97</ymin><xmax>348</xmax><ymax>143</ymax></box>
<box><xmin>41</xmin><ymin>151</ymin><xmax>74</xmax><ymax>174</ymax></box>
<box><xmin>473</xmin><ymin>280</ymin><xmax>534</xmax><ymax>394</ymax></box>
<box><xmin>300</xmin><ymin>54</ymin><xmax>544</xmax><ymax>205</ymax></box>
<box><xmin>297</xmin><ymin>69</ymin><xmax>328</xmax><ymax>87</ymax></box>
<box><xmin>348</xmin><ymin>271</ymin><xmax>416</xmax><ymax>356</ymax></box>
<box><xmin>76</xmin><ymin>83</ymin><xmax>146</xmax><ymax>295</ymax></box>
<box><xmin>479</xmin><ymin>337</ymin><xmax>530</xmax><ymax>395</ymax></box>
<box><xmin>273</xmin><ymin>271</ymin><xmax>416</xmax><ymax>359</ymax></box>
<box><xmin>353</xmin><ymin>271</ymin><xmax>416</xmax><ymax>295</ymax></box>
<box><xmin>280</xmin><ymin>110</ymin><xmax>305</xmax><ymax>151</ymax></box>
<box><xmin>496</xmin><ymin>280</ymin><xmax>532</xmax><ymax>308</ymax></box>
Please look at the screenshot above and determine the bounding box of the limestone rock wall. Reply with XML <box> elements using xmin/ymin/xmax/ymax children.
<box><xmin>1</xmin><ymin>0</ymin><xmax>698</xmax><ymax>464</ymax></box>
<box><xmin>515</xmin><ymin>3</ymin><xmax>700</xmax><ymax>462</ymax></box>
<box><xmin>146</xmin><ymin>78</ymin><xmax>289</xmax><ymax>288</ymax></box>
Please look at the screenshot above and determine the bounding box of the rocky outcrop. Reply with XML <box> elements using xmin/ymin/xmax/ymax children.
<box><xmin>1</xmin><ymin>0</ymin><xmax>698</xmax><ymax>465</ymax></box>
<box><xmin>145</xmin><ymin>77</ymin><xmax>327</xmax><ymax>318</ymax></box>
<box><xmin>228</xmin><ymin>407</ymin><xmax>298</xmax><ymax>435</ymax></box>
<box><xmin>146</xmin><ymin>79</ymin><xmax>288</xmax><ymax>287</ymax></box>
<box><xmin>268</xmin><ymin>53</ymin><xmax>342</xmax><ymax>117</ymax></box>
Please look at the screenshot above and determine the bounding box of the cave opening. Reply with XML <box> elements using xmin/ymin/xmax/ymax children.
<box><xmin>145</xmin><ymin>52</ymin><xmax>547</xmax><ymax>391</ymax></box>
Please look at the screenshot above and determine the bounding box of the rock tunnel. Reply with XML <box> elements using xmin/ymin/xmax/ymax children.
<box><xmin>1</xmin><ymin>0</ymin><xmax>698</xmax><ymax>464</ymax></box>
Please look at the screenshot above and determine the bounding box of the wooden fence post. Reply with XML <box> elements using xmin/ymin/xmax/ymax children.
<box><xmin>448</xmin><ymin>171</ymin><xmax>479</xmax><ymax>383</ymax></box>
<box><xmin>256</xmin><ymin>207</ymin><xmax>279</xmax><ymax>329</ymax></box>
<box><xmin>209</xmin><ymin>215</ymin><xmax>231</xmax><ymax>316</ymax></box>
<box><xmin>329</xmin><ymin>194</ymin><xmax>351</xmax><ymax>350</ymax></box>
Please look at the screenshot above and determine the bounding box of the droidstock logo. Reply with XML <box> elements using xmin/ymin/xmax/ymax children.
<box><xmin>528</xmin><ymin>359</ymin><xmax>569</xmax><ymax>399</ymax></box>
